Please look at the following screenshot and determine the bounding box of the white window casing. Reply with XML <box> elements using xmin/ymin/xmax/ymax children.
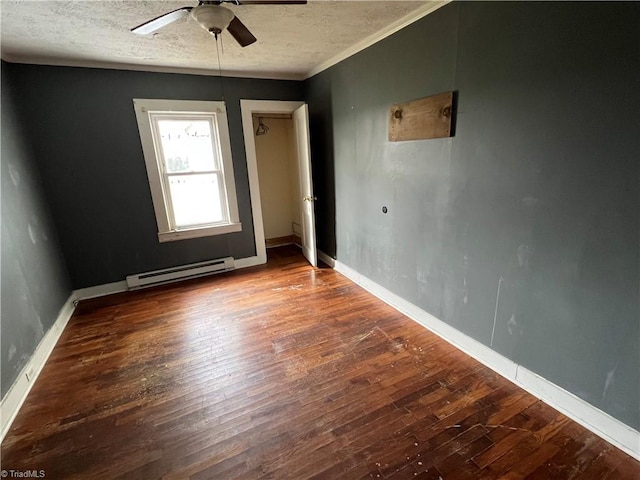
<box><xmin>133</xmin><ymin>99</ymin><xmax>241</xmax><ymax>242</ymax></box>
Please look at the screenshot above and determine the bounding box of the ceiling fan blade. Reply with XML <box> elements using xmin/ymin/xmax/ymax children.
<box><xmin>234</xmin><ymin>1</ymin><xmax>307</xmax><ymax>4</ymax></box>
<box><xmin>227</xmin><ymin>16</ymin><xmax>257</xmax><ymax>47</ymax></box>
<box><xmin>131</xmin><ymin>7</ymin><xmax>193</xmax><ymax>35</ymax></box>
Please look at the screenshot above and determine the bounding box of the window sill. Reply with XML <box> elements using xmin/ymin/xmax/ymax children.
<box><xmin>158</xmin><ymin>223</ymin><xmax>242</xmax><ymax>243</ymax></box>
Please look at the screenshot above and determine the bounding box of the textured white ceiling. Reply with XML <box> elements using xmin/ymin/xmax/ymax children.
<box><xmin>0</xmin><ymin>0</ymin><xmax>446</xmax><ymax>80</ymax></box>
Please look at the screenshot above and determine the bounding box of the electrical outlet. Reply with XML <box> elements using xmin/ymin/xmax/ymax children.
<box><xmin>25</xmin><ymin>365</ymin><xmax>36</xmax><ymax>382</ymax></box>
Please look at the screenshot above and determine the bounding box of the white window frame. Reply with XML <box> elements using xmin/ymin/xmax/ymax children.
<box><xmin>133</xmin><ymin>99</ymin><xmax>241</xmax><ymax>242</ymax></box>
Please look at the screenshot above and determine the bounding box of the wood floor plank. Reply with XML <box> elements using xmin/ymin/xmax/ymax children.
<box><xmin>1</xmin><ymin>246</ymin><xmax>636</xmax><ymax>479</ymax></box>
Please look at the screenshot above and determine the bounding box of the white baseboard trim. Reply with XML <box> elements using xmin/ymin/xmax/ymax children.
<box><xmin>0</xmin><ymin>294</ymin><xmax>76</xmax><ymax>442</ymax></box>
<box><xmin>234</xmin><ymin>254</ymin><xmax>266</xmax><ymax>270</ymax></box>
<box><xmin>73</xmin><ymin>255</ymin><xmax>266</xmax><ymax>300</ymax></box>
<box><xmin>317</xmin><ymin>250</ymin><xmax>336</xmax><ymax>268</ymax></box>
<box><xmin>73</xmin><ymin>280</ymin><xmax>128</xmax><ymax>301</ymax></box>
<box><xmin>332</xmin><ymin>259</ymin><xmax>640</xmax><ymax>461</ymax></box>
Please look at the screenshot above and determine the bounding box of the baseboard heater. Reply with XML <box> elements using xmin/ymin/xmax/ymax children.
<box><xmin>126</xmin><ymin>257</ymin><xmax>235</xmax><ymax>290</ymax></box>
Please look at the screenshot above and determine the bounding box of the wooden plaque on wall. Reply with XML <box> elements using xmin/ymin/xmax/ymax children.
<box><xmin>389</xmin><ymin>91</ymin><xmax>454</xmax><ymax>142</ymax></box>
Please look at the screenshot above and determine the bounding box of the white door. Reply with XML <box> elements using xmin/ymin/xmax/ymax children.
<box><xmin>293</xmin><ymin>104</ymin><xmax>317</xmax><ymax>267</ymax></box>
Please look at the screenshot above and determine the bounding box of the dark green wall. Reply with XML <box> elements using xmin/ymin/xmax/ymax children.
<box><xmin>8</xmin><ymin>64</ymin><xmax>304</xmax><ymax>289</ymax></box>
<box><xmin>305</xmin><ymin>2</ymin><xmax>639</xmax><ymax>429</ymax></box>
<box><xmin>1</xmin><ymin>63</ymin><xmax>72</xmax><ymax>397</ymax></box>
<box><xmin>3</xmin><ymin>0</ymin><xmax>638</xmax><ymax>433</ymax></box>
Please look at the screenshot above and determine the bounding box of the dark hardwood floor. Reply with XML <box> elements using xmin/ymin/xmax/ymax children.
<box><xmin>2</xmin><ymin>246</ymin><xmax>638</xmax><ymax>479</ymax></box>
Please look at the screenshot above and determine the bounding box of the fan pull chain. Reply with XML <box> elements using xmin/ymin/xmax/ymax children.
<box><xmin>215</xmin><ymin>34</ymin><xmax>225</xmax><ymax>101</ymax></box>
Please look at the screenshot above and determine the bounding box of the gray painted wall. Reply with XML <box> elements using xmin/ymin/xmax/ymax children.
<box><xmin>9</xmin><ymin>64</ymin><xmax>305</xmax><ymax>289</ymax></box>
<box><xmin>1</xmin><ymin>63</ymin><xmax>72</xmax><ymax>397</ymax></box>
<box><xmin>305</xmin><ymin>2</ymin><xmax>639</xmax><ymax>430</ymax></box>
<box><xmin>305</xmin><ymin>73</ymin><xmax>336</xmax><ymax>258</ymax></box>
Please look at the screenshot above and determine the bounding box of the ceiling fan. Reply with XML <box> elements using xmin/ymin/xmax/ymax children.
<box><xmin>131</xmin><ymin>0</ymin><xmax>307</xmax><ymax>47</ymax></box>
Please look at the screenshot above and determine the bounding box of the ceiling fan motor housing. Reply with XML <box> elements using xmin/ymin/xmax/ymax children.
<box><xmin>191</xmin><ymin>5</ymin><xmax>235</xmax><ymax>34</ymax></box>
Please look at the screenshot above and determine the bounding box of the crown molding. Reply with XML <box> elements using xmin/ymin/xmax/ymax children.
<box><xmin>304</xmin><ymin>0</ymin><xmax>451</xmax><ymax>80</ymax></box>
<box><xmin>0</xmin><ymin>54</ymin><xmax>306</xmax><ymax>81</ymax></box>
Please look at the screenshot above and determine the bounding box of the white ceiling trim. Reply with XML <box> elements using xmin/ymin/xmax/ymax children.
<box><xmin>304</xmin><ymin>0</ymin><xmax>451</xmax><ymax>80</ymax></box>
<box><xmin>0</xmin><ymin>53</ymin><xmax>306</xmax><ymax>81</ymax></box>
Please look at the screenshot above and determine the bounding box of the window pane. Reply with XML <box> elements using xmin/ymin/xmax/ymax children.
<box><xmin>168</xmin><ymin>174</ymin><xmax>224</xmax><ymax>227</ymax></box>
<box><xmin>157</xmin><ymin>119</ymin><xmax>218</xmax><ymax>173</ymax></box>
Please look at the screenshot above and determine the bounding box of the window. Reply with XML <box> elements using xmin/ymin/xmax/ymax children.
<box><xmin>133</xmin><ymin>99</ymin><xmax>241</xmax><ymax>242</ymax></box>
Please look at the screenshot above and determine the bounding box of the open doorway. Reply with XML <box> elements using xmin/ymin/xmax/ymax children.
<box><xmin>240</xmin><ymin>100</ymin><xmax>317</xmax><ymax>267</ymax></box>
<box><xmin>251</xmin><ymin>113</ymin><xmax>303</xmax><ymax>250</ymax></box>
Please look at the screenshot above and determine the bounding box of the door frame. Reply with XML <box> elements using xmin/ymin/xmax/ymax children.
<box><xmin>239</xmin><ymin>99</ymin><xmax>309</xmax><ymax>267</ymax></box>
